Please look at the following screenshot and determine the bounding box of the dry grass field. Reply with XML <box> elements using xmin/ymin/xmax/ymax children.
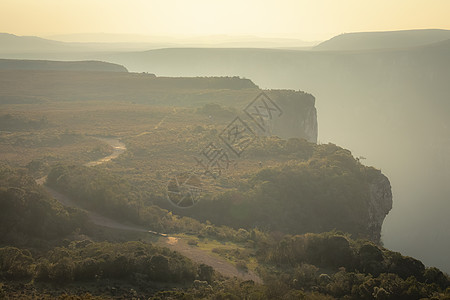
<box><xmin>0</xmin><ymin>70</ymin><xmax>280</xmax><ymax>197</ymax></box>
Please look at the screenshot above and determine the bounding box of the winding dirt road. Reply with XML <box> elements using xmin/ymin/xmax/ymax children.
<box><xmin>37</xmin><ymin>136</ymin><xmax>262</xmax><ymax>283</ymax></box>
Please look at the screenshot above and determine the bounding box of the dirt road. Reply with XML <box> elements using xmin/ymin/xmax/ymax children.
<box><xmin>37</xmin><ymin>136</ymin><xmax>262</xmax><ymax>283</ymax></box>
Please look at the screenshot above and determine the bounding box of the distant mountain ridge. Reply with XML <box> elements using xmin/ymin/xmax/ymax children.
<box><xmin>314</xmin><ymin>29</ymin><xmax>450</xmax><ymax>51</ymax></box>
<box><xmin>0</xmin><ymin>32</ymin><xmax>318</xmax><ymax>55</ymax></box>
<box><xmin>0</xmin><ymin>58</ymin><xmax>128</xmax><ymax>72</ymax></box>
<box><xmin>47</xmin><ymin>32</ymin><xmax>319</xmax><ymax>48</ymax></box>
<box><xmin>0</xmin><ymin>33</ymin><xmax>87</xmax><ymax>53</ymax></box>
<box><xmin>2</xmin><ymin>30</ymin><xmax>450</xmax><ymax>56</ymax></box>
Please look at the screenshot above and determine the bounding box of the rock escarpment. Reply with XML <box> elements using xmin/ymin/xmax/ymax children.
<box><xmin>262</xmin><ymin>90</ymin><xmax>391</xmax><ymax>243</ymax></box>
<box><xmin>367</xmin><ymin>171</ymin><xmax>393</xmax><ymax>243</ymax></box>
<box><xmin>264</xmin><ymin>90</ymin><xmax>318</xmax><ymax>143</ymax></box>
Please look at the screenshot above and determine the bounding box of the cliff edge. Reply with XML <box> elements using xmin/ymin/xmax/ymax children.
<box><xmin>367</xmin><ymin>171</ymin><xmax>393</xmax><ymax>242</ymax></box>
<box><xmin>265</xmin><ymin>90</ymin><xmax>318</xmax><ymax>143</ymax></box>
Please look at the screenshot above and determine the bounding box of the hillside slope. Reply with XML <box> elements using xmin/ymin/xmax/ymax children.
<box><xmin>0</xmin><ymin>58</ymin><xmax>127</xmax><ymax>72</ymax></box>
<box><xmin>314</xmin><ymin>29</ymin><xmax>450</xmax><ymax>51</ymax></box>
<box><xmin>0</xmin><ymin>33</ymin><xmax>87</xmax><ymax>54</ymax></box>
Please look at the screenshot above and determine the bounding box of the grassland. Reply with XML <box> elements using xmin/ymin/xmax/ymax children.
<box><xmin>0</xmin><ymin>70</ymin><xmax>283</xmax><ymax>201</ymax></box>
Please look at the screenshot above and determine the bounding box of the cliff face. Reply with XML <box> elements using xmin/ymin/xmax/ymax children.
<box><xmin>264</xmin><ymin>90</ymin><xmax>318</xmax><ymax>143</ymax></box>
<box><xmin>261</xmin><ymin>90</ymin><xmax>391</xmax><ymax>243</ymax></box>
<box><xmin>367</xmin><ymin>172</ymin><xmax>393</xmax><ymax>243</ymax></box>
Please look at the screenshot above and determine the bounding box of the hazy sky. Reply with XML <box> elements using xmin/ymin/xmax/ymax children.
<box><xmin>1</xmin><ymin>0</ymin><xmax>450</xmax><ymax>40</ymax></box>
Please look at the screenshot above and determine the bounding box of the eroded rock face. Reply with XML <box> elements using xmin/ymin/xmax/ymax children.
<box><xmin>367</xmin><ymin>172</ymin><xmax>393</xmax><ymax>243</ymax></box>
<box><xmin>264</xmin><ymin>90</ymin><xmax>318</xmax><ymax>143</ymax></box>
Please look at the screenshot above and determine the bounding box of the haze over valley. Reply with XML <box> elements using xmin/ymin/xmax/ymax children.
<box><xmin>1</xmin><ymin>1</ymin><xmax>450</xmax><ymax>298</ymax></box>
<box><xmin>3</xmin><ymin>29</ymin><xmax>448</xmax><ymax>272</ymax></box>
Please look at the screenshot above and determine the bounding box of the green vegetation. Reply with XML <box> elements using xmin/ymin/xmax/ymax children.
<box><xmin>1</xmin><ymin>231</ymin><xmax>449</xmax><ymax>299</ymax></box>
<box><xmin>165</xmin><ymin>139</ymin><xmax>387</xmax><ymax>242</ymax></box>
<box><xmin>44</xmin><ymin>137</ymin><xmax>383</xmax><ymax>241</ymax></box>
<box><xmin>1</xmin><ymin>241</ymin><xmax>198</xmax><ymax>284</ymax></box>
<box><xmin>0</xmin><ymin>164</ymin><xmax>87</xmax><ymax>246</ymax></box>
<box><xmin>0</xmin><ymin>241</ymin><xmax>209</xmax><ymax>299</ymax></box>
<box><xmin>0</xmin><ymin>71</ymin><xmax>448</xmax><ymax>299</ymax></box>
<box><xmin>46</xmin><ymin>163</ymin><xmax>200</xmax><ymax>233</ymax></box>
<box><xmin>255</xmin><ymin>232</ymin><xmax>450</xmax><ymax>299</ymax></box>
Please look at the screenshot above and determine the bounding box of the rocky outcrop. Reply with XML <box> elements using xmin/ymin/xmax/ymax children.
<box><xmin>264</xmin><ymin>90</ymin><xmax>318</xmax><ymax>143</ymax></box>
<box><xmin>367</xmin><ymin>171</ymin><xmax>393</xmax><ymax>243</ymax></box>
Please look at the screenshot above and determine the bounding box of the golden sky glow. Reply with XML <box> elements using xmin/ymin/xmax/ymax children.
<box><xmin>1</xmin><ymin>0</ymin><xmax>450</xmax><ymax>40</ymax></box>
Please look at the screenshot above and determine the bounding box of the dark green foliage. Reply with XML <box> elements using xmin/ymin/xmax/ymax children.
<box><xmin>2</xmin><ymin>241</ymin><xmax>198</xmax><ymax>285</ymax></box>
<box><xmin>47</xmin><ymin>164</ymin><xmax>137</xmax><ymax>221</ymax></box>
<box><xmin>49</xmin><ymin>256</ymin><xmax>75</xmax><ymax>283</ymax></box>
<box><xmin>260</xmin><ymin>232</ymin><xmax>440</xmax><ymax>280</ymax></box>
<box><xmin>1</xmin><ymin>231</ymin><xmax>449</xmax><ymax>299</ymax></box>
<box><xmin>197</xmin><ymin>264</ymin><xmax>214</xmax><ymax>283</ymax></box>
<box><xmin>306</xmin><ymin>235</ymin><xmax>354</xmax><ymax>269</ymax></box>
<box><xmin>0</xmin><ymin>247</ymin><xmax>33</xmax><ymax>280</ymax></box>
<box><xmin>53</xmin><ymin>241</ymin><xmax>197</xmax><ymax>284</ymax></box>
<box><xmin>385</xmin><ymin>252</ymin><xmax>425</xmax><ymax>281</ymax></box>
<box><xmin>424</xmin><ymin>267</ymin><xmax>449</xmax><ymax>289</ymax></box>
<box><xmin>46</xmin><ymin>163</ymin><xmax>250</xmax><ymax>243</ymax></box>
<box><xmin>176</xmin><ymin>142</ymin><xmax>383</xmax><ymax>241</ymax></box>
<box><xmin>262</xmin><ymin>232</ymin><xmax>355</xmax><ymax>270</ymax></box>
<box><xmin>0</xmin><ymin>164</ymin><xmax>86</xmax><ymax>244</ymax></box>
<box><xmin>358</xmin><ymin>242</ymin><xmax>385</xmax><ymax>276</ymax></box>
<box><xmin>47</xmin><ymin>164</ymin><xmax>176</xmax><ymax>232</ymax></box>
<box><xmin>258</xmin><ymin>232</ymin><xmax>450</xmax><ymax>299</ymax></box>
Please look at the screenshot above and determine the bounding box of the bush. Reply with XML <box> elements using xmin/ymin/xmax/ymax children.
<box><xmin>0</xmin><ymin>247</ymin><xmax>34</xmax><ymax>280</ymax></box>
